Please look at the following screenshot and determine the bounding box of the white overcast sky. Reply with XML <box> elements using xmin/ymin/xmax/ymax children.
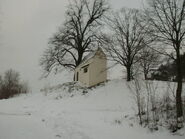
<box><xmin>0</xmin><ymin>0</ymin><xmax>142</xmax><ymax>92</ymax></box>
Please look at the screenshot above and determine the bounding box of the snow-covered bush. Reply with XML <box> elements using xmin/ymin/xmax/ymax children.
<box><xmin>40</xmin><ymin>81</ymin><xmax>89</xmax><ymax>98</ymax></box>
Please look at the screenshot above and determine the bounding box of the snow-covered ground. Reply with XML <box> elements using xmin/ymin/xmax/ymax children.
<box><xmin>0</xmin><ymin>79</ymin><xmax>184</xmax><ymax>139</ymax></box>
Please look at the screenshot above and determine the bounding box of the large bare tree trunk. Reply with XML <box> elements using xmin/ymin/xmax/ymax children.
<box><xmin>144</xmin><ymin>73</ymin><xmax>148</xmax><ymax>80</ymax></box>
<box><xmin>176</xmin><ymin>48</ymin><xmax>183</xmax><ymax>128</ymax></box>
<box><xmin>126</xmin><ymin>65</ymin><xmax>132</xmax><ymax>81</ymax></box>
<box><xmin>77</xmin><ymin>50</ymin><xmax>84</xmax><ymax>67</ymax></box>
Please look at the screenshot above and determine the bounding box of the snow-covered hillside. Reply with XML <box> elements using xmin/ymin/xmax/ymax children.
<box><xmin>0</xmin><ymin>79</ymin><xmax>184</xmax><ymax>139</ymax></box>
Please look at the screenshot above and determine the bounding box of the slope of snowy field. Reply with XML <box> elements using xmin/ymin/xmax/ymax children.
<box><xmin>0</xmin><ymin>79</ymin><xmax>184</xmax><ymax>139</ymax></box>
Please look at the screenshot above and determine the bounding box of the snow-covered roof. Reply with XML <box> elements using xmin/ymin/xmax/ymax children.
<box><xmin>81</xmin><ymin>51</ymin><xmax>96</xmax><ymax>64</ymax></box>
<box><xmin>76</xmin><ymin>47</ymin><xmax>103</xmax><ymax>68</ymax></box>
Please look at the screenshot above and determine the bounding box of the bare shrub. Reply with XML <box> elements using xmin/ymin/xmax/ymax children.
<box><xmin>127</xmin><ymin>79</ymin><xmax>145</xmax><ymax>125</ymax></box>
<box><xmin>128</xmin><ymin>78</ymin><xmax>184</xmax><ymax>132</ymax></box>
<box><xmin>0</xmin><ymin>69</ymin><xmax>29</xmax><ymax>99</ymax></box>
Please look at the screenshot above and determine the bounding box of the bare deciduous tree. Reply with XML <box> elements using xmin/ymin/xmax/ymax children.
<box><xmin>139</xmin><ymin>47</ymin><xmax>161</xmax><ymax>80</ymax></box>
<box><xmin>0</xmin><ymin>75</ymin><xmax>3</xmax><ymax>96</ymax></box>
<box><xmin>145</xmin><ymin>80</ymin><xmax>159</xmax><ymax>131</ymax></box>
<box><xmin>0</xmin><ymin>69</ymin><xmax>29</xmax><ymax>99</ymax></box>
<box><xmin>127</xmin><ymin>78</ymin><xmax>145</xmax><ymax>125</ymax></box>
<box><xmin>145</xmin><ymin>0</ymin><xmax>185</xmax><ymax>128</ymax></box>
<box><xmin>0</xmin><ymin>75</ymin><xmax>2</xmax><ymax>86</ymax></box>
<box><xmin>102</xmin><ymin>8</ymin><xmax>152</xmax><ymax>81</ymax></box>
<box><xmin>0</xmin><ymin>69</ymin><xmax>20</xmax><ymax>99</ymax></box>
<box><xmin>40</xmin><ymin>0</ymin><xmax>109</xmax><ymax>76</ymax></box>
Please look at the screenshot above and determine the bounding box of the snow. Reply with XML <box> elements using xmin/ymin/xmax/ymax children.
<box><xmin>0</xmin><ymin>79</ymin><xmax>184</xmax><ymax>139</ymax></box>
<box><xmin>0</xmin><ymin>114</ymin><xmax>54</xmax><ymax>139</ymax></box>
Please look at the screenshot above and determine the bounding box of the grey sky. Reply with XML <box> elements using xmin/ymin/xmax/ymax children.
<box><xmin>0</xmin><ymin>0</ymin><xmax>142</xmax><ymax>92</ymax></box>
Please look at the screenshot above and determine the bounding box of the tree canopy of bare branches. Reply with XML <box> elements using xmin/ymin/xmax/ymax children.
<box><xmin>40</xmin><ymin>0</ymin><xmax>109</xmax><ymax>76</ymax></box>
<box><xmin>139</xmin><ymin>47</ymin><xmax>161</xmax><ymax>80</ymax></box>
<box><xmin>145</xmin><ymin>0</ymin><xmax>185</xmax><ymax>128</ymax></box>
<box><xmin>103</xmin><ymin>8</ymin><xmax>152</xmax><ymax>81</ymax></box>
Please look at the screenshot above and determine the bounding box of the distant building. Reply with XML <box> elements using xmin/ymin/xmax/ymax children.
<box><xmin>74</xmin><ymin>48</ymin><xmax>107</xmax><ymax>87</ymax></box>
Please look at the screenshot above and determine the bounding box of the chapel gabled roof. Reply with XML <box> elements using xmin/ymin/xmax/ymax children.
<box><xmin>76</xmin><ymin>47</ymin><xmax>103</xmax><ymax>68</ymax></box>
